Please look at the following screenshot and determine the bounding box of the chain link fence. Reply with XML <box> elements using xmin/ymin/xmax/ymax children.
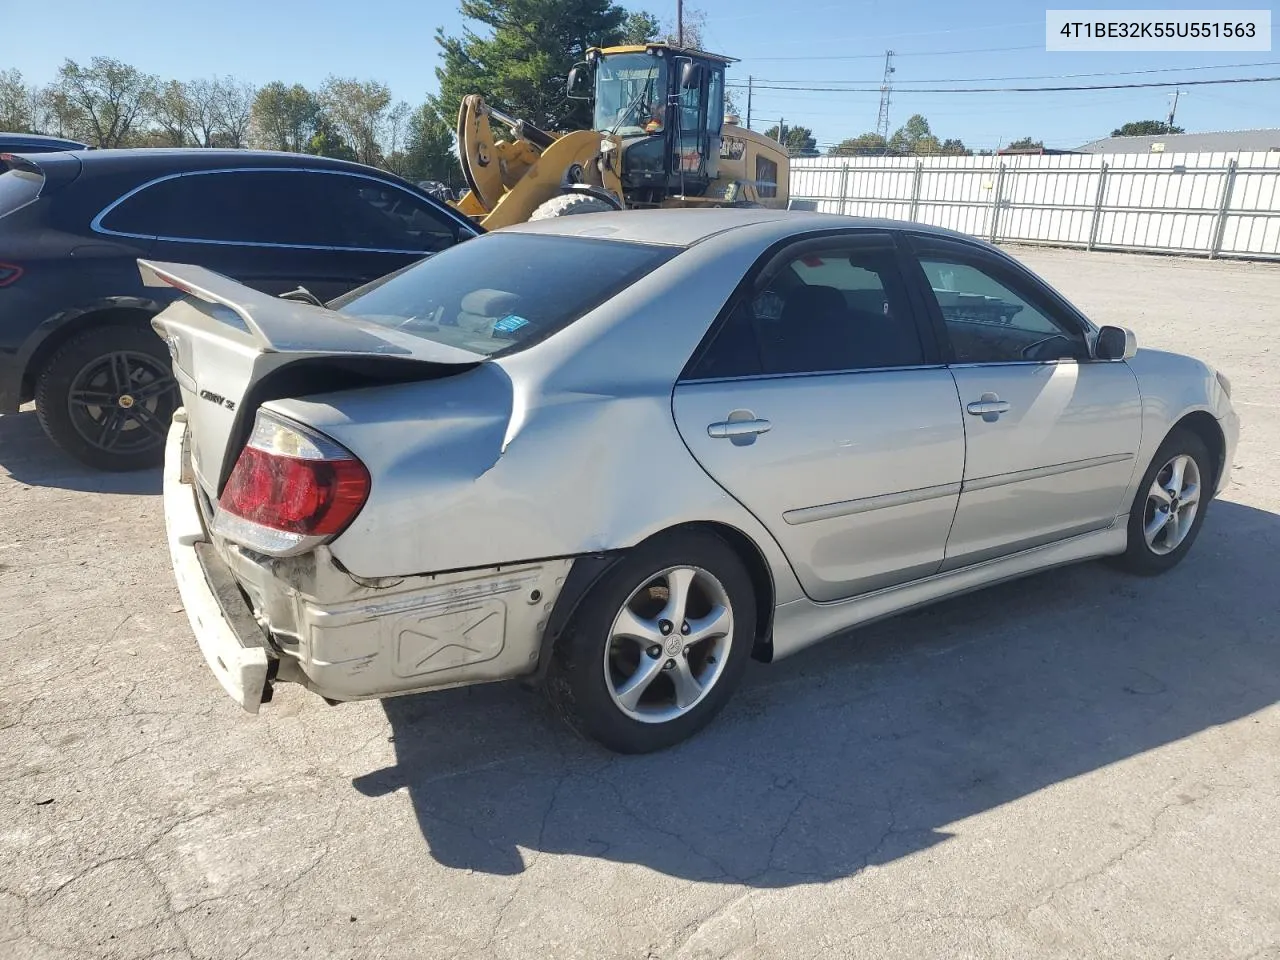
<box><xmin>789</xmin><ymin>151</ymin><xmax>1280</xmax><ymax>260</ymax></box>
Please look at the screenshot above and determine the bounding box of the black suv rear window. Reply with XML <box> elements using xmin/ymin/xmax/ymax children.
<box><xmin>330</xmin><ymin>232</ymin><xmax>679</xmax><ymax>356</ymax></box>
<box><xmin>0</xmin><ymin>169</ymin><xmax>44</xmax><ymax>219</ymax></box>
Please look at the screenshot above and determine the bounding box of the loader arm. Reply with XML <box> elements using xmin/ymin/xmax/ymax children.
<box><xmin>452</xmin><ymin>94</ymin><xmax>623</xmax><ymax>229</ymax></box>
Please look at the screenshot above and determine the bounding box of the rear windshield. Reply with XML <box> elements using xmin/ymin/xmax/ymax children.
<box><xmin>0</xmin><ymin>169</ymin><xmax>44</xmax><ymax>219</ymax></box>
<box><xmin>330</xmin><ymin>232</ymin><xmax>679</xmax><ymax>356</ymax></box>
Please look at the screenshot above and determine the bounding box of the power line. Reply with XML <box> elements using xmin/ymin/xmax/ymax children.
<box><xmin>728</xmin><ymin>60</ymin><xmax>1280</xmax><ymax>86</ymax></box>
<box><xmin>726</xmin><ymin>75</ymin><xmax>1280</xmax><ymax>94</ymax></box>
<box><xmin>745</xmin><ymin>43</ymin><xmax>1043</xmax><ymax>63</ymax></box>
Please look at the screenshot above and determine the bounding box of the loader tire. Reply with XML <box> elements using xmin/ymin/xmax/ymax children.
<box><xmin>529</xmin><ymin>194</ymin><xmax>616</xmax><ymax>220</ymax></box>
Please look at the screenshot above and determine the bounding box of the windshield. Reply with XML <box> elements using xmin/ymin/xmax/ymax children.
<box><xmin>330</xmin><ymin>232</ymin><xmax>679</xmax><ymax>357</ymax></box>
<box><xmin>593</xmin><ymin>53</ymin><xmax>668</xmax><ymax>137</ymax></box>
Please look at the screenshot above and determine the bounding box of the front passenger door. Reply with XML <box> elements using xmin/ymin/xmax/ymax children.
<box><xmin>906</xmin><ymin>235</ymin><xmax>1143</xmax><ymax>569</ymax></box>
<box><xmin>672</xmin><ymin>233</ymin><xmax>966</xmax><ymax>603</ymax></box>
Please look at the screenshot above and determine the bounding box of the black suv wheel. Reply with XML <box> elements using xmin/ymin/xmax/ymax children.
<box><xmin>34</xmin><ymin>324</ymin><xmax>178</xmax><ymax>471</ymax></box>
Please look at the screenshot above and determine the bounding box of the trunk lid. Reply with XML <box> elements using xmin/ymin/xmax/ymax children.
<box><xmin>143</xmin><ymin>260</ymin><xmax>482</xmax><ymax>498</ymax></box>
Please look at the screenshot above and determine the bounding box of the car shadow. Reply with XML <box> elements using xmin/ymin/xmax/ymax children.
<box><xmin>356</xmin><ymin>498</ymin><xmax>1280</xmax><ymax>886</ymax></box>
<box><xmin>0</xmin><ymin>408</ymin><xmax>161</xmax><ymax>494</ymax></box>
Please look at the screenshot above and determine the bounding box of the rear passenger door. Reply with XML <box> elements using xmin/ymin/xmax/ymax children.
<box><xmin>672</xmin><ymin>232</ymin><xmax>966</xmax><ymax>603</ymax></box>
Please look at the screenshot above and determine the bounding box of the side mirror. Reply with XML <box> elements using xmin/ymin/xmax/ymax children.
<box><xmin>566</xmin><ymin>63</ymin><xmax>591</xmax><ymax>100</ymax></box>
<box><xmin>681</xmin><ymin>61</ymin><xmax>702</xmax><ymax>89</ymax></box>
<box><xmin>1095</xmin><ymin>325</ymin><xmax>1137</xmax><ymax>360</ymax></box>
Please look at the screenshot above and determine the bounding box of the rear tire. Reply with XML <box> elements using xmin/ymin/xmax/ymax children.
<box><xmin>34</xmin><ymin>323</ymin><xmax>177</xmax><ymax>472</ymax></box>
<box><xmin>1111</xmin><ymin>428</ymin><xmax>1213</xmax><ymax>576</ymax></box>
<box><xmin>528</xmin><ymin>193</ymin><xmax>617</xmax><ymax>220</ymax></box>
<box><xmin>545</xmin><ymin>530</ymin><xmax>756</xmax><ymax>753</ymax></box>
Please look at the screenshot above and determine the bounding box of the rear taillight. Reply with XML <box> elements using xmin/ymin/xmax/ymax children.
<box><xmin>213</xmin><ymin>411</ymin><xmax>370</xmax><ymax>557</ymax></box>
<box><xmin>0</xmin><ymin>262</ymin><xmax>23</xmax><ymax>287</ymax></box>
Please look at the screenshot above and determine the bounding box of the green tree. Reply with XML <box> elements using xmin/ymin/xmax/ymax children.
<box><xmin>56</xmin><ymin>57</ymin><xmax>157</xmax><ymax>147</ymax></box>
<box><xmin>661</xmin><ymin>5</ymin><xmax>706</xmax><ymax>47</ymax></box>
<box><xmin>251</xmin><ymin>82</ymin><xmax>321</xmax><ymax>152</ymax></box>
<box><xmin>828</xmin><ymin>132</ymin><xmax>889</xmax><ymax>156</ymax></box>
<box><xmin>620</xmin><ymin>10</ymin><xmax>660</xmax><ymax>43</ymax></box>
<box><xmin>435</xmin><ymin>0</ymin><xmax>629</xmax><ymax>130</ymax></box>
<box><xmin>211</xmin><ymin>77</ymin><xmax>255</xmax><ymax>148</ymax></box>
<box><xmin>889</xmin><ymin>114</ymin><xmax>940</xmax><ymax>155</ymax></box>
<box><xmin>940</xmin><ymin>137</ymin><xmax>971</xmax><ymax>156</ymax></box>
<box><xmin>400</xmin><ymin>98</ymin><xmax>459</xmax><ymax>184</ymax></box>
<box><xmin>181</xmin><ymin>79</ymin><xmax>222</xmax><ymax>147</ymax></box>
<box><xmin>1112</xmin><ymin>119</ymin><xmax>1184</xmax><ymax>136</ymax></box>
<box><xmin>764</xmin><ymin>124</ymin><xmax>817</xmax><ymax>156</ymax></box>
<box><xmin>321</xmin><ymin>76</ymin><xmax>393</xmax><ymax>166</ymax></box>
<box><xmin>149</xmin><ymin>80</ymin><xmax>195</xmax><ymax>146</ymax></box>
<box><xmin>1004</xmin><ymin>136</ymin><xmax>1044</xmax><ymax>151</ymax></box>
<box><xmin>31</xmin><ymin>85</ymin><xmax>86</xmax><ymax>140</ymax></box>
<box><xmin>0</xmin><ymin>69</ymin><xmax>35</xmax><ymax>133</ymax></box>
<box><xmin>307</xmin><ymin>115</ymin><xmax>357</xmax><ymax>161</ymax></box>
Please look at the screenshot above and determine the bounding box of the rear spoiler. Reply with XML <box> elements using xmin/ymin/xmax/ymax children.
<box><xmin>140</xmin><ymin>259</ymin><xmax>420</xmax><ymax>357</ymax></box>
<box><xmin>140</xmin><ymin>260</ymin><xmax>484</xmax><ymax>365</ymax></box>
<box><xmin>140</xmin><ymin>260</ymin><xmax>269</xmax><ymax>340</ymax></box>
<box><xmin>0</xmin><ymin>150</ymin><xmax>83</xmax><ymax>187</ymax></box>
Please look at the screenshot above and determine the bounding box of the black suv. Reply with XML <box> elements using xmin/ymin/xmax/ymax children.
<box><xmin>0</xmin><ymin>149</ymin><xmax>477</xmax><ymax>470</ymax></box>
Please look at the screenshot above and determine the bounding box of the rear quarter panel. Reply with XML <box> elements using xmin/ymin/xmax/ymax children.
<box><xmin>268</xmin><ymin>223</ymin><xmax>809</xmax><ymax>604</ymax></box>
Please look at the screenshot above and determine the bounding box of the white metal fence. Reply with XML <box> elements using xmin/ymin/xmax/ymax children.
<box><xmin>789</xmin><ymin>151</ymin><xmax>1280</xmax><ymax>260</ymax></box>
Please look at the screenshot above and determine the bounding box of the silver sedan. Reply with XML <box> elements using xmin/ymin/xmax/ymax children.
<box><xmin>150</xmin><ymin>209</ymin><xmax>1239</xmax><ymax>753</ymax></box>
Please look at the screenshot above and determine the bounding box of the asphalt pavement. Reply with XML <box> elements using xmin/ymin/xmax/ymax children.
<box><xmin>2</xmin><ymin>245</ymin><xmax>1278</xmax><ymax>959</ymax></box>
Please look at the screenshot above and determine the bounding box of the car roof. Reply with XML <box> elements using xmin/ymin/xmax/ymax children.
<box><xmin>41</xmin><ymin>147</ymin><xmax>408</xmax><ymax>179</ymax></box>
<box><xmin>500</xmin><ymin>207</ymin><xmax>983</xmax><ymax>248</ymax></box>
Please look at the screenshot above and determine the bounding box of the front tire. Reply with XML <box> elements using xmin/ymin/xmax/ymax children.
<box><xmin>1112</xmin><ymin>428</ymin><xmax>1213</xmax><ymax>575</ymax></box>
<box><xmin>545</xmin><ymin>530</ymin><xmax>757</xmax><ymax>753</ymax></box>
<box><xmin>34</xmin><ymin>323</ymin><xmax>178</xmax><ymax>472</ymax></box>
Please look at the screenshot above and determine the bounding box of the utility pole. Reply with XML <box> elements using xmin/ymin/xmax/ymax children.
<box><xmin>875</xmin><ymin>50</ymin><xmax>895</xmax><ymax>141</ymax></box>
<box><xmin>677</xmin><ymin>0</ymin><xmax>683</xmax><ymax>46</ymax></box>
<box><xmin>1166</xmin><ymin>89</ymin><xmax>1184</xmax><ymax>132</ymax></box>
<box><xmin>746</xmin><ymin>76</ymin><xmax>753</xmax><ymax>129</ymax></box>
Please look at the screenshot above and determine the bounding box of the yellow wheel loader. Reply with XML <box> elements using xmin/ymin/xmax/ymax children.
<box><xmin>450</xmin><ymin>43</ymin><xmax>791</xmax><ymax>229</ymax></box>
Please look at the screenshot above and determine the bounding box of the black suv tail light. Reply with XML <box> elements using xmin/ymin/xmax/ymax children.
<box><xmin>0</xmin><ymin>262</ymin><xmax>24</xmax><ymax>287</ymax></box>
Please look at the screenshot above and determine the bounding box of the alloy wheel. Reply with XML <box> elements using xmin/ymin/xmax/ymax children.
<box><xmin>1142</xmin><ymin>453</ymin><xmax>1202</xmax><ymax>555</ymax></box>
<box><xmin>66</xmin><ymin>351</ymin><xmax>177</xmax><ymax>454</ymax></box>
<box><xmin>604</xmin><ymin>565</ymin><xmax>734</xmax><ymax>724</ymax></box>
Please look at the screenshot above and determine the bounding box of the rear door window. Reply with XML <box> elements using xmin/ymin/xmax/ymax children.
<box><xmin>308</xmin><ymin>174</ymin><xmax>463</xmax><ymax>253</ymax></box>
<box><xmin>686</xmin><ymin>237</ymin><xmax>927</xmax><ymax>379</ymax></box>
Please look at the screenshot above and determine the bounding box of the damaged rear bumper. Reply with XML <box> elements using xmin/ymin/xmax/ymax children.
<box><xmin>164</xmin><ymin>411</ymin><xmax>272</xmax><ymax>711</ymax></box>
<box><xmin>162</xmin><ymin>412</ymin><xmax>572</xmax><ymax>710</ymax></box>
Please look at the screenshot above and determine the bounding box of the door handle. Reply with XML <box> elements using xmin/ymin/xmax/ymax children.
<box><xmin>707</xmin><ymin>418</ymin><xmax>772</xmax><ymax>439</ymax></box>
<box><xmin>966</xmin><ymin>393</ymin><xmax>1011</xmax><ymax>421</ymax></box>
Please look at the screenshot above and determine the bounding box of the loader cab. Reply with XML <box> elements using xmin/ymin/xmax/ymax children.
<box><xmin>570</xmin><ymin>43</ymin><xmax>733</xmax><ymax>203</ymax></box>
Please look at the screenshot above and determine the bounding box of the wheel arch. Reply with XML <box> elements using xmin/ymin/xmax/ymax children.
<box><xmin>1169</xmin><ymin>410</ymin><xmax>1227</xmax><ymax>494</ymax></box>
<box><xmin>19</xmin><ymin>299</ymin><xmax>165</xmax><ymax>404</ymax></box>
<box><xmin>533</xmin><ymin>520</ymin><xmax>777</xmax><ymax>681</ymax></box>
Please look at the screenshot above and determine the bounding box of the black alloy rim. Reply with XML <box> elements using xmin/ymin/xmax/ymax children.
<box><xmin>66</xmin><ymin>351</ymin><xmax>178</xmax><ymax>453</ymax></box>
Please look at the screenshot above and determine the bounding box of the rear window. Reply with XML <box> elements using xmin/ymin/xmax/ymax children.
<box><xmin>0</xmin><ymin>169</ymin><xmax>44</xmax><ymax>219</ymax></box>
<box><xmin>330</xmin><ymin>232</ymin><xmax>679</xmax><ymax>356</ymax></box>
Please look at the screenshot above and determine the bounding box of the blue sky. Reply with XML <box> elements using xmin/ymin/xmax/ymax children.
<box><xmin>4</xmin><ymin>0</ymin><xmax>1277</xmax><ymax>150</ymax></box>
